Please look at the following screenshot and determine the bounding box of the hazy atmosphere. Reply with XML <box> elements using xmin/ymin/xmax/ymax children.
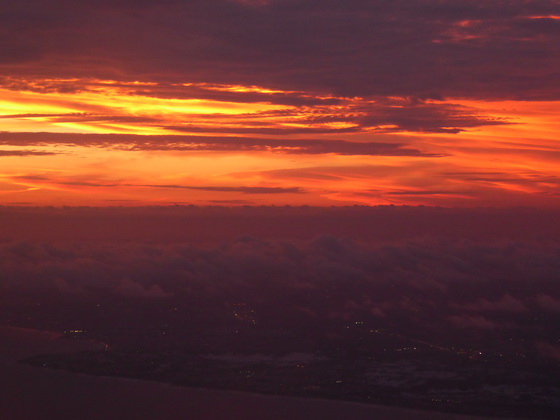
<box><xmin>1</xmin><ymin>1</ymin><xmax>560</xmax><ymax>419</ymax></box>
<box><xmin>1</xmin><ymin>0</ymin><xmax>560</xmax><ymax>207</ymax></box>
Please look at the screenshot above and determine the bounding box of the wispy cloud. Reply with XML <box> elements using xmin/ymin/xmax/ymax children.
<box><xmin>0</xmin><ymin>149</ymin><xmax>58</xmax><ymax>156</ymax></box>
<box><xmin>0</xmin><ymin>78</ymin><xmax>510</xmax><ymax>136</ymax></box>
<box><xmin>0</xmin><ymin>132</ymin><xmax>440</xmax><ymax>157</ymax></box>
<box><xmin>142</xmin><ymin>184</ymin><xmax>305</xmax><ymax>194</ymax></box>
<box><xmin>11</xmin><ymin>174</ymin><xmax>306</xmax><ymax>195</ymax></box>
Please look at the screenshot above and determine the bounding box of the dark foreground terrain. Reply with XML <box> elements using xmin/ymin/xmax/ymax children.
<box><xmin>2</xmin><ymin>207</ymin><xmax>560</xmax><ymax>419</ymax></box>
<box><xmin>21</xmin><ymin>318</ymin><xmax>560</xmax><ymax>419</ymax></box>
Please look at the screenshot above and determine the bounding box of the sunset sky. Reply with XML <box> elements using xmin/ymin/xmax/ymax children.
<box><xmin>2</xmin><ymin>0</ymin><xmax>560</xmax><ymax>207</ymax></box>
<box><xmin>3</xmin><ymin>4</ymin><xmax>560</xmax><ymax>417</ymax></box>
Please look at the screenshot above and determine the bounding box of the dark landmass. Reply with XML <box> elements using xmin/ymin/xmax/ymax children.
<box><xmin>1</xmin><ymin>207</ymin><xmax>559</xmax><ymax>419</ymax></box>
<box><xmin>18</xmin><ymin>311</ymin><xmax>560</xmax><ymax>419</ymax></box>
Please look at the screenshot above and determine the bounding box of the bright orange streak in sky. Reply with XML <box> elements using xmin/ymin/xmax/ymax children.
<box><xmin>1</xmin><ymin>79</ymin><xmax>560</xmax><ymax>207</ymax></box>
<box><xmin>0</xmin><ymin>80</ymin><xmax>288</xmax><ymax>135</ymax></box>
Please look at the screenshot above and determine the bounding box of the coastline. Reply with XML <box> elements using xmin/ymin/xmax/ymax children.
<box><xmin>0</xmin><ymin>325</ymin><xmax>521</xmax><ymax>420</ymax></box>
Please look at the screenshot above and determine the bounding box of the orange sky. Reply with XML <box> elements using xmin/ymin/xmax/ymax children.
<box><xmin>1</xmin><ymin>1</ymin><xmax>559</xmax><ymax>207</ymax></box>
<box><xmin>1</xmin><ymin>78</ymin><xmax>560</xmax><ymax>207</ymax></box>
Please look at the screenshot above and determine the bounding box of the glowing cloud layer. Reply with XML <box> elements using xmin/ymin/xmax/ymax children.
<box><xmin>0</xmin><ymin>0</ymin><xmax>559</xmax><ymax>206</ymax></box>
